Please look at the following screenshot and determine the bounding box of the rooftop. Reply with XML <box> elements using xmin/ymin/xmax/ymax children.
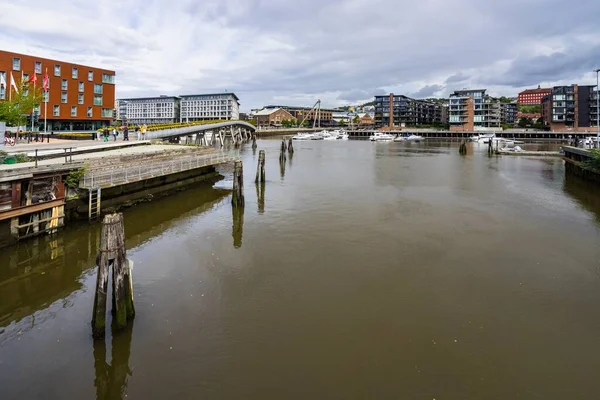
<box><xmin>519</xmin><ymin>88</ymin><xmax>552</xmax><ymax>94</ymax></box>
<box><xmin>179</xmin><ymin>93</ymin><xmax>240</xmax><ymax>101</ymax></box>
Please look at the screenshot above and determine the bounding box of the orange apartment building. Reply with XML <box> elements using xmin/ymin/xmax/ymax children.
<box><xmin>0</xmin><ymin>50</ymin><xmax>115</xmax><ymax>131</ymax></box>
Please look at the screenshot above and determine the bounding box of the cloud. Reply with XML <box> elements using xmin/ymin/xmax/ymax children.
<box><xmin>2</xmin><ymin>0</ymin><xmax>600</xmax><ymax>111</ymax></box>
<box><xmin>409</xmin><ymin>84</ymin><xmax>445</xmax><ymax>98</ymax></box>
<box><xmin>445</xmin><ymin>73</ymin><xmax>469</xmax><ymax>84</ymax></box>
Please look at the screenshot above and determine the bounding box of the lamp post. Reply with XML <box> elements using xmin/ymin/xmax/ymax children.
<box><xmin>596</xmin><ymin>68</ymin><xmax>600</xmax><ymax>148</ymax></box>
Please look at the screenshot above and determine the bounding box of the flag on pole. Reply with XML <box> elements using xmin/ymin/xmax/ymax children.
<box><xmin>29</xmin><ymin>74</ymin><xmax>37</xmax><ymax>84</ymax></box>
<box><xmin>10</xmin><ymin>72</ymin><xmax>19</xmax><ymax>93</ymax></box>
<box><xmin>43</xmin><ymin>70</ymin><xmax>49</xmax><ymax>91</ymax></box>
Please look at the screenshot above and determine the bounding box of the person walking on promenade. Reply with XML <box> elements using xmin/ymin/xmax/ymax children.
<box><xmin>136</xmin><ymin>125</ymin><xmax>141</xmax><ymax>140</ymax></box>
<box><xmin>112</xmin><ymin>126</ymin><xmax>118</xmax><ymax>141</ymax></box>
<box><xmin>103</xmin><ymin>127</ymin><xmax>109</xmax><ymax>142</ymax></box>
<box><xmin>141</xmin><ymin>124</ymin><xmax>147</xmax><ymax>140</ymax></box>
<box><xmin>123</xmin><ymin>126</ymin><xmax>129</xmax><ymax>141</ymax></box>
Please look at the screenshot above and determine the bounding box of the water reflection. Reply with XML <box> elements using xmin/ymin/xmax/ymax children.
<box><xmin>279</xmin><ymin>152</ymin><xmax>286</xmax><ymax>179</ymax></box>
<box><xmin>256</xmin><ymin>183</ymin><xmax>265</xmax><ymax>214</ymax></box>
<box><xmin>0</xmin><ymin>183</ymin><xmax>229</xmax><ymax>329</ymax></box>
<box><xmin>564</xmin><ymin>173</ymin><xmax>600</xmax><ymax>222</ymax></box>
<box><xmin>93</xmin><ymin>323</ymin><xmax>134</xmax><ymax>400</ymax></box>
<box><xmin>232</xmin><ymin>207</ymin><xmax>244</xmax><ymax>249</ymax></box>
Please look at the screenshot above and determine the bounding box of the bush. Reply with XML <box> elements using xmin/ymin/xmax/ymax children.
<box><xmin>65</xmin><ymin>166</ymin><xmax>88</xmax><ymax>188</ymax></box>
<box><xmin>582</xmin><ymin>149</ymin><xmax>600</xmax><ymax>170</ymax></box>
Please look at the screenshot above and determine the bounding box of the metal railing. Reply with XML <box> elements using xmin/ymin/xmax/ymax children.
<box><xmin>146</xmin><ymin>121</ymin><xmax>256</xmax><ymax>140</ymax></box>
<box><xmin>80</xmin><ymin>152</ymin><xmax>238</xmax><ymax>188</ymax></box>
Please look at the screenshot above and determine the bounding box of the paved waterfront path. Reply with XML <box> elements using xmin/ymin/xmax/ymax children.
<box><xmin>0</xmin><ymin>144</ymin><xmax>184</xmax><ymax>172</ymax></box>
<box><xmin>4</xmin><ymin>139</ymin><xmax>150</xmax><ymax>154</ymax></box>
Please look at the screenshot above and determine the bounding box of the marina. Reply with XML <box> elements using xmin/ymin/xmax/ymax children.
<box><xmin>2</xmin><ymin>139</ymin><xmax>600</xmax><ymax>399</ymax></box>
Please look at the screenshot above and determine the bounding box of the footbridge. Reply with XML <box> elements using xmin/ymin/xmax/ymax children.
<box><xmin>145</xmin><ymin>121</ymin><xmax>256</xmax><ymax>146</ymax></box>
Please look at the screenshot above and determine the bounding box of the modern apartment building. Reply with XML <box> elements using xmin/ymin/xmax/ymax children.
<box><xmin>541</xmin><ymin>84</ymin><xmax>598</xmax><ymax>131</ymax></box>
<box><xmin>518</xmin><ymin>86</ymin><xmax>551</xmax><ymax>105</ymax></box>
<box><xmin>500</xmin><ymin>102</ymin><xmax>518</xmax><ymax>126</ymax></box>
<box><xmin>180</xmin><ymin>93</ymin><xmax>240</xmax><ymax>122</ymax></box>
<box><xmin>448</xmin><ymin>89</ymin><xmax>514</xmax><ymax>130</ymax></box>
<box><xmin>374</xmin><ymin>94</ymin><xmax>443</xmax><ymax>128</ymax></box>
<box><xmin>118</xmin><ymin>96</ymin><xmax>180</xmax><ymax>125</ymax></box>
<box><xmin>0</xmin><ymin>50</ymin><xmax>115</xmax><ymax>131</ymax></box>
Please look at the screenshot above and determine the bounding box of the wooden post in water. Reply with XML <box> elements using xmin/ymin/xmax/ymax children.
<box><xmin>281</xmin><ymin>139</ymin><xmax>287</xmax><ymax>152</ymax></box>
<box><xmin>92</xmin><ymin>213</ymin><xmax>135</xmax><ymax>339</ymax></box>
<box><xmin>459</xmin><ymin>140</ymin><xmax>467</xmax><ymax>155</ymax></box>
<box><xmin>255</xmin><ymin>150</ymin><xmax>266</xmax><ymax>184</ymax></box>
<box><xmin>232</xmin><ymin>161</ymin><xmax>245</xmax><ymax>208</ymax></box>
<box><xmin>252</xmin><ymin>135</ymin><xmax>257</xmax><ymax>150</ymax></box>
<box><xmin>288</xmin><ymin>138</ymin><xmax>294</xmax><ymax>154</ymax></box>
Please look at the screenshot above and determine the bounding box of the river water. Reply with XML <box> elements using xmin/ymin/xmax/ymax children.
<box><xmin>1</xmin><ymin>139</ymin><xmax>600</xmax><ymax>399</ymax></box>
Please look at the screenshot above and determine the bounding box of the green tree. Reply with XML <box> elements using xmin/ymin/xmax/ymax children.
<box><xmin>339</xmin><ymin>120</ymin><xmax>347</xmax><ymax>126</ymax></box>
<box><xmin>0</xmin><ymin>81</ymin><xmax>43</xmax><ymax>126</ymax></box>
<box><xmin>518</xmin><ymin>117</ymin><xmax>533</xmax><ymax>128</ymax></box>
<box><xmin>352</xmin><ymin>115</ymin><xmax>360</xmax><ymax>124</ymax></box>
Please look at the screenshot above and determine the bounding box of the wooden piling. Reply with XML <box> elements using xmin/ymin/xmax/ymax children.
<box><xmin>92</xmin><ymin>213</ymin><xmax>134</xmax><ymax>339</ymax></box>
<box><xmin>459</xmin><ymin>140</ymin><xmax>467</xmax><ymax>155</ymax></box>
<box><xmin>281</xmin><ymin>139</ymin><xmax>287</xmax><ymax>152</ymax></box>
<box><xmin>232</xmin><ymin>160</ymin><xmax>245</xmax><ymax>208</ymax></box>
<box><xmin>252</xmin><ymin>135</ymin><xmax>257</xmax><ymax>149</ymax></box>
<box><xmin>288</xmin><ymin>138</ymin><xmax>294</xmax><ymax>154</ymax></box>
<box><xmin>255</xmin><ymin>150</ymin><xmax>266</xmax><ymax>184</ymax></box>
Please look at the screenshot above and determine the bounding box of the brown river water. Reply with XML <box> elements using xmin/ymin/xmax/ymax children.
<box><xmin>1</xmin><ymin>139</ymin><xmax>600</xmax><ymax>399</ymax></box>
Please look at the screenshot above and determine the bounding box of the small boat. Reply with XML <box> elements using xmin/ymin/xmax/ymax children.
<box><xmin>477</xmin><ymin>133</ymin><xmax>496</xmax><ymax>144</ymax></box>
<box><xmin>405</xmin><ymin>134</ymin><xmax>423</xmax><ymax>142</ymax></box>
<box><xmin>369</xmin><ymin>132</ymin><xmax>395</xmax><ymax>142</ymax></box>
<box><xmin>292</xmin><ymin>132</ymin><xmax>314</xmax><ymax>140</ymax></box>
<box><xmin>393</xmin><ymin>135</ymin><xmax>405</xmax><ymax>142</ymax></box>
<box><xmin>331</xmin><ymin>129</ymin><xmax>349</xmax><ymax>140</ymax></box>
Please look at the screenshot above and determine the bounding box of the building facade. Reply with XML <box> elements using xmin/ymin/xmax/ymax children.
<box><xmin>449</xmin><ymin>89</ymin><xmax>516</xmax><ymax>131</ymax></box>
<box><xmin>518</xmin><ymin>86</ymin><xmax>552</xmax><ymax>105</ymax></box>
<box><xmin>263</xmin><ymin>105</ymin><xmax>335</xmax><ymax>126</ymax></box>
<box><xmin>118</xmin><ymin>96</ymin><xmax>180</xmax><ymax>125</ymax></box>
<box><xmin>374</xmin><ymin>93</ymin><xmax>443</xmax><ymax>128</ymax></box>
<box><xmin>180</xmin><ymin>93</ymin><xmax>240</xmax><ymax>122</ymax></box>
<box><xmin>254</xmin><ymin>108</ymin><xmax>296</xmax><ymax>127</ymax></box>
<box><xmin>0</xmin><ymin>50</ymin><xmax>115</xmax><ymax>131</ymax></box>
<box><xmin>541</xmin><ymin>84</ymin><xmax>598</xmax><ymax>131</ymax></box>
<box><xmin>500</xmin><ymin>102</ymin><xmax>518</xmax><ymax>126</ymax></box>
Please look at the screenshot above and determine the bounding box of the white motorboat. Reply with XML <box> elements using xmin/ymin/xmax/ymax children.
<box><xmin>393</xmin><ymin>135</ymin><xmax>405</xmax><ymax>142</ymax></box>
<box><xmin>476</xmin><ymin>133</ymin><xmax>496</xmax><ymax>144</ymax></box>
<box><xmin>292</xmin><ymin>132</ymin><xmax>314</xmax><ymax>140</ymax></box>
<box><xmin>331</xmin><ymin>129</ymin><xmax>349</xmax><ymax>140</ymax></box>
<box><xmin>369</xmin><ymin>132</ymin><xmax>395</xmax><ymax>142</ymax></box>
<box><xmin>405</xmin><ymin>134</ymin><xmax>424</xmax><ymax>142</ymax></box>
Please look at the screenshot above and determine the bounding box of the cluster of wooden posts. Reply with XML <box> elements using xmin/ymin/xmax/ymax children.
<box><xmin>459</xmin><ymin>140</ymin><xmax>467</xmax><ymax>155</ymax></box>
<box><xmin>91</xmin><ymin>134</ymin><xmax>297</xmax><ymax>338</ymax></box>
<box><xmin>91</xmin><ymin>213</ymin><xmax>135</xmax><ymax>339</ymax></box>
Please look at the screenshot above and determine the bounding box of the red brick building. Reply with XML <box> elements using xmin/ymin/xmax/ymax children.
<box><xmin>518</xmin><ymin>86</ymin><xmax>551</xmax><ymax>105</ymax></box>
<box><xmin>0</xmin><ymin>50</ymin><xmax>115</xmax><ymax>131</ymax></box>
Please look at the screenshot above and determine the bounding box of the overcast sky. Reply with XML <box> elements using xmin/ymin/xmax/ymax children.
<box><xmin>2</xmin><ymin>0</ymin><xmax>600</xmax><ymax>111</ymax></box>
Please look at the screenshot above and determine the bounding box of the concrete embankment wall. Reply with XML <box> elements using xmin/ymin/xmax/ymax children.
<box><xmin>66</xmin><ymin>165</ymin><xmax>220</xmax><ymax>220</ymax></box>
<box><xmin>564</xmin><ymin>159</ymin><xmax>600</xmax><ymax>184</ymax></box>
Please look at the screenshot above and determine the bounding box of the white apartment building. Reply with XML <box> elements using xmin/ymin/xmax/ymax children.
<box><xmin>179</xmin><ymin>93</ymin><xmax>240</xmax><ymax>122</ymax></box>
<box><xmin>118</xmin><ymin>96</ymin><xmax>180</xmax><ymax>124</ymax></box>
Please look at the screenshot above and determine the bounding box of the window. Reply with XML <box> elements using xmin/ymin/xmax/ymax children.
<box><xmin>78</xmin><ymin>82</ymin><xmax>84</xmax><ymax>92</ymax></box>
<box><xmin>35</xmin><ymin>61</ymin><xmax>42</xmax><ymax>74</ymax></box>
<box><xmin>71</xmin><ymin>106</ymin><xmax>77</xmax><ymax>117</ymax></box>
<box><xmin>102</xmin><ymin>108</ymin><xmax>113</xmax><ymax>118</ymax></box>
<box><xmin>94</xmin><ymin>95</ymin><xmax>102</xmax><ymax>106</ymax></box>
<box><xmin>54</xmin><ymin>64</ymin><xmax>61</xmax><ymax>76</ymax></box>
<box><xmin>61</xmin><ymin>79</ymin><xmax>68</xmax><ymax>90</ymax></box>
<box><xmin>23</xmin><ymin>88</ymin><xmax>29</xmax><ymax>97</ymax></box>
<box><xmin>42</xmin><ymin>92</ymin><xmax>49</xmax><ymax>102</ymax></box>
<box><xmin>61</xmin><ymin>92</ymin><xmax>67</xmax><ymax>103</ymax></box>
<box><xmin>102</xmin><ymin>74</ymin><xmax>115</xmax><ymax>84</ymax></box>
<box><xmin>13</xmin><ymin>58</ymin><xmax>21</xmax><ymax>71</ymax></box>
<box><xmin>23</xmin><ymin>73</ymin><xmax>29</xmax><ymax>82</ymax></box>
<box><xmin>53</xmin><ymin>105</ymin><xmax>60</xmax><ymax>116</ymax></box>
<box><xmin>0</xmin><ymin>72</ymin><xmax>6</xmax><ymax>100</ymax></box>
<box><xmin>72</xmin><ymin>67</ymin><xmax>78</xmax><ymax>79</ymax></box>
<box><xmin>94</xmin><ymin>84</ymin><xmax>103</xmax><ymax>94</ymax></box>
<box><xmin>88</xmin><ymin>70</ymin><xmax>93</xmax><ymax>81</ymax></box>
<box><xmin>78</xmin><ymin>93</ymin><xmax>84</xmax><ymax>104</ymax></box>
<box><xmin>87</xmin><ymin>107</ymin><xmax>93</xmax><ymax>117</ymax></box>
